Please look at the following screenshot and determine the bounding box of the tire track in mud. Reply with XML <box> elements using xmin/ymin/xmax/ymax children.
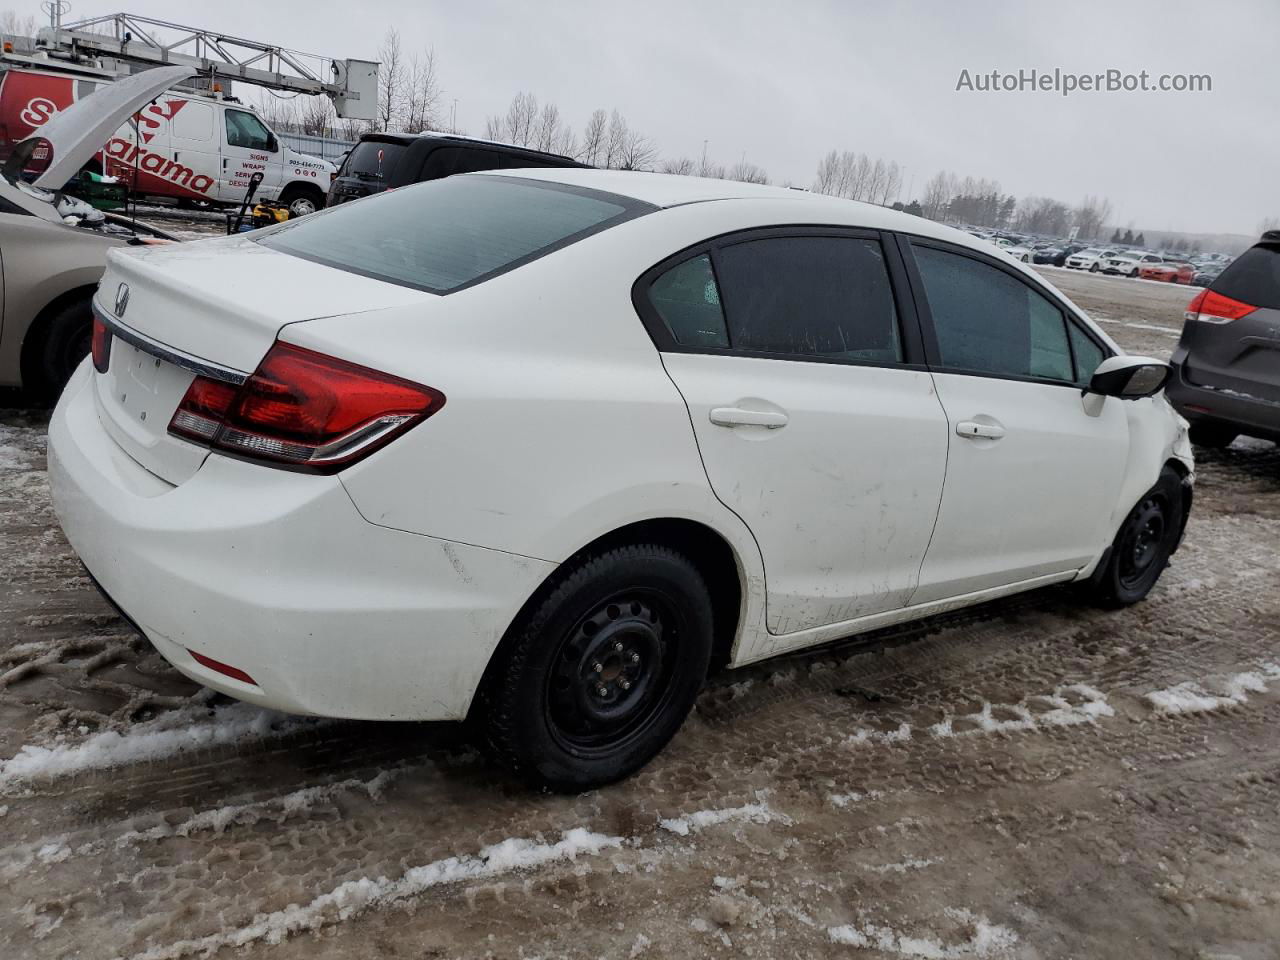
<box><xmin>6</xmin><ymin>575</ymin><xmax>1280</xmax><ymax>958</ymax></box>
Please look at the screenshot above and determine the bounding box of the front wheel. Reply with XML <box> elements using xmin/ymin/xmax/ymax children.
<box><xmin>1089</xmin><ymin>262</ymin><xmax>1100</xmax><ymax>273</ymax></box>
<box><xmin>480</xmin><ymin>544</ymin><xmax>713</xmax><ymax>791</ymax></box>
<box><xmin>1083</xmin><ymin>468</ymin><xmax>1184</xmax><ymax>607</ymax></box>
<box><xmin>279</xmin><ymin>184</ymin><xmax>324</xmax><ymax>218</ymax></box>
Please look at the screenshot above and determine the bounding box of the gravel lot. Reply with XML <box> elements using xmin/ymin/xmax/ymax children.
<box><xmin>2</xmin><ymin>267</ymin><xmax>1278</xmax><ymax>960</ymax></box>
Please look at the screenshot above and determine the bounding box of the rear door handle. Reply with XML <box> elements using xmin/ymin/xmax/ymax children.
<box><xmin>710</xmin><ymin>407</ymin><xmax>789</xmax><ymax>429</ymax></box>
<box><xmin>956</xmin><ymin>420</ymin><xmax>1006</xmax><ymax>440</ymax></box>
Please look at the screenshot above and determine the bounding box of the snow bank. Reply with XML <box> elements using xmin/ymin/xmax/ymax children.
<box><xmin>828</xmin><ymin>908</ymin><xmax>1017</xmax><ymax>957</ymax></box>
<box><xmin>1145</xmin><ymin>663</ymin><xmax>1280</xmax><ymax>715</ymax></box>
<box><xmin>829</xmin><ymin>789</ymin><xmax>885</xmax><ymax>808</ymax></box>
<box><xmin>0</xmin><ymin>702</ymin><xmax>326</xmax><ymax>789</ymax></box>
<box><xmin>658</xmin><ymin>794</ymin><xmax>791</xmax><ymax>836</ymax></box>
<box><xmin>126</xmin><ymin>828</ymin><xmax>622</xmax><ymax>959</ymax></box>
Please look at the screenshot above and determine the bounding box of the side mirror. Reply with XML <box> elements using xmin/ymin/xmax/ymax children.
<box><xmin>1087</xmin><ymin>355</ymin><xmax>1171</xmax><ymax>399</ymax></box>
<box><xmin>266</xmin><ymin>133</ymin><xmax>279</xmax><ymax>153</ymax></box>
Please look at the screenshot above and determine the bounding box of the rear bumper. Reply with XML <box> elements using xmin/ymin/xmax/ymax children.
<box><xmin>47</xmin><ymin>362</ymin><xmax>555</xmax><ymax>720</ymax></box>
<box><xmin>1167</xmin><ymin>349</ymin><xmax>1280</xmax><ymax>441</ymax></box>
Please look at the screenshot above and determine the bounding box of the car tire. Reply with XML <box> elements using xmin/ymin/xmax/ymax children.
<box><xmin>480</xmin><ymin>543</ymin><xmax>713</xmax><ymax>792</ymax></box>
<box><xmin>1129</xmin><ymin>268</ymin><xmax>1139</xmax><ymax>278</ymax></box>
<box><xmin>1089</xmin><ymin>263</ymin><xmax>1100</xmax><ymax>273</ymax></box>
<box><xmin>1188</xmin><ymin>423</ymin><xmax>1238</xmax><ymax>449</ymax></box>
<box><xmin>23</xmin><ymin>294</ymin><xmax>93</xmax><ymax>403</ymax></box>
<box><xmin>1083</xmin><ymin>467</ymin><xmax>1184</xmax><ymax>608</ymax></box>
<box><xmin>279</xmin><ymin>184</ymin><xmax>325</xmax><ymax>218</ymax></box>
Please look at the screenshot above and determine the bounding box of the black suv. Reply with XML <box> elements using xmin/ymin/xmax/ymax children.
<box><xmin>1168</xmin><ymin>231</ymin><xmax>1280</xmax><ymax>447</ymax></box>
<box><xmin>326</xmin><ymin>134</ymin><xmax>587</xmax><ymax>206</ymax></box>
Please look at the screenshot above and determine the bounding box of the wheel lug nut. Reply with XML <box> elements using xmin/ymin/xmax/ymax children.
<box><xmin>592</xmin><ymin>662</ymin><xmax>604</xmax><ymax>673</ymax></box>
<box><xmin>618</xmin><ymin>678</ymin><xmax>631</xmax><ymax>691</ymax></box>
<box><xmin>629</xmin><ymin>652</ymin><xmax>640</xmax><ymax>663</ymax></box>
<box><xmin>613</xmin><ymin>641</ymin><xmax>624</xmax><ymax>652</ymax></box>
<box><xmin>596</xmin><ymin>684</ymin><xmax>609</xmax><ymax>697</ymax></box>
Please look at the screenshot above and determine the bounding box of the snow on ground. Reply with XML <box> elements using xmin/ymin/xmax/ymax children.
<box><xmin>827</xmin><ymin>908</ymin><xmax>1018</xmax><ymax>957</ymax></box>
<box><xmin>1145</xmin><ymin>663</ymin><xmax>1280</xmax><ymax>715</ymax></box>
<box><xmin>127</xmin><ymin>827</ymin><xmax>624</xmax><ymax>960</ymax></box>
<box><xmin>658</xmin><ymin>793</ymin><xmax>790</xmax><ymax>836</ymax></box>
<box><xmin>0</xmin><ymin>700</ymin><xmax>327</xmax><ymax>790</ymax></box>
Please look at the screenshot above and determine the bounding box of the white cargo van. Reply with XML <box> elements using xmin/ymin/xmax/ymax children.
<box><xmin>0</xmin><ymin>62</ymin><xmax>334</xmax><ymax>214</ymax></box>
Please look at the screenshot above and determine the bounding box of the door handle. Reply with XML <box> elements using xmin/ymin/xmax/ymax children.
<box><xmin>709</xmin><ymin>407</ymin><xmax>789</xmax><ymax>429</ymax></box>
<box><xmin>956</xmin><ymin>420</ymin><xmax>1006</xmax><ymax>440</ymax></box>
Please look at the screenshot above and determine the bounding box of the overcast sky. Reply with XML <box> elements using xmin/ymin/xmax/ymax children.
<box><xmin>36</xmin><ymin>0</ymin><xmax>1279</xmax><ymax>236</ymax></box>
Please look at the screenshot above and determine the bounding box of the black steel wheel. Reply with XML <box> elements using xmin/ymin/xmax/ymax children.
<box><xmin>1083</xmin><ymin>467</ymin><xmax>1185</xmax><ymax>607</ymax></box>
<box><xmin>480</xmin><ymin>544</ymin><xmax>713</xmax><ymax>791</ymax></box>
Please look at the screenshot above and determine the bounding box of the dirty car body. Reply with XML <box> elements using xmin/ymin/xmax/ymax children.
<box><xmin>47</xmin><ymin>169</ymin><xmax>1194</xmax><ymax>789</ymax></box>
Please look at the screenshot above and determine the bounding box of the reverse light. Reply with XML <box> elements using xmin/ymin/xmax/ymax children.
<box><xmin>91</xmin><ymin>313</ymin><xmax>112</xmax><ymax>373</ymax></box>
<box><xmin>1185</xmin><ymin>289</ymin><xmax>1256</xmax><ymax>325</ymax></box>
<box><xmin>168</xmin><ymin>342</ymin><xmax>445</xmax><ymax>472</ymax></box>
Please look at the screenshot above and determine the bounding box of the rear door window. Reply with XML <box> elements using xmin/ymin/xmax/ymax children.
<box><xmin>648</xmin><ymin>254</ymin><xmax>728</xmax><ymax>348</ymax></box>
<box><xmin>258</xmin><ymin>175</ymin><xmax>649</xmax><ymax>293</ymax></box>
<box><xmin>340</xmin><ymin>140</ymin><xmax>408</xmax><ymax>182</ymax></box>
<box><xmin>1212</xmin><ymin>244</ymin><xmax>1280</xmax><ymax>309</ymax></box>
<box><xmin>713</xmin><ymin>235</ymin><xmax>902</xmax><ymax>363</ymax></box>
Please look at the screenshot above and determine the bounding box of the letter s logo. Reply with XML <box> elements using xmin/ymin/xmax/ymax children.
<box><xmin>20</xmin><ymin>97</ymin><xmax>58</xmax><ymax>128</ymax></box>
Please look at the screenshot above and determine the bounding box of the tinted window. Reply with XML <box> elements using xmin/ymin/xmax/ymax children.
<box><xmin>341</xmin><ymin>140</ymin><xmax>408</xmax><ymax>181</ymax></box>
<box><xmin>224</xmin><ymin>110</ymin><xmax>273</xmax><ymax>151</ymax></box>
<box><xmin>420</xmin><ymin>147</ymin><xmax>503</xmax><ymax>180</ymax></box>
<box><xmin>1068</xmin><ymin>323</ymin><xmax>1106</xmax><ymax>384</ymax></box>
<box><xmin>258</xmin><ymin>175</ymin><xmax>644</xmax><ymax>293</ymax></box>
<box><xmin>648</xmin><ymin>255</ymin><xmax>728</xmax><ymax>348</ymax></box>
<box><xmin>912</xmin><ymin>244</ymin><xmax>1073</xmax><ymax>382</ymax></box>
<box><xmin>713</xmin><ymin>236</ymin><xmax>901</xmax><ymax>362</ymax></box>
<box><xmin>1213</xmin><ymin>244</ymin><xmax>1280</xmax><ymax>310</ymax></box>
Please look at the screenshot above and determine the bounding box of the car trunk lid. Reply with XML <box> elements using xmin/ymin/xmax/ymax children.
<box><xmin>94</xmin><ymin>236</ymin><xmax>434</xmax><ymax>484</ymax></box>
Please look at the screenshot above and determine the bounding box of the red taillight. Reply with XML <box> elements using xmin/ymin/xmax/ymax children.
<box><xmin>91</xmin><ymin>314</ymin><xmax>112</xmax><ymax>373</ymax></box>
<box><xmin>168</xmin><ymin>342</ymin><xmax>444</xmax><ymax>472</ymax></box>
<box><xmin>1185</xmin><ymin>289</ymin><xmax>1256</xmax><ymax>325</ymax></box>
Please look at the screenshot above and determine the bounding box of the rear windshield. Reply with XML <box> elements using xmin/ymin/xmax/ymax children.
<box><xmin>257</xmin><ymin>175</ymin><xmax>649</xmax><ymax>293</ymax></box>
<box><xmin>1213</xmin><ymin>244</ymin><xmax>1280</xmax><ymax>310</ymax></box>
<box><xmin>340</xmin><ymin>140</ymin><xmax>408</xmax><ymax>182</ymax></box>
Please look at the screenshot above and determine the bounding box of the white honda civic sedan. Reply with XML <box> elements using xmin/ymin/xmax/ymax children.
<box><xmin>48</xmin><ymin>170</ymin><xmax>1194</xmax><ymax>790</ymax></box>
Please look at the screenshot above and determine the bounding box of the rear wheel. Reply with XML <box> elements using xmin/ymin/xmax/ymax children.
<box><xmin>1083</xmin><ymin>468</ymin><xmax>1184</xmax><ymax>607</ymax></box>
<box><xmin>480</xmin><ymin>544</ymin><xmax>713</xmax><ymax>791</ymax></box>
<box><xmin>23</xmin><ymin>295</ymin><xmax>93</xmax><ymax>403</ymax></box>
<box><xmin>279</xmin><ymin>183</ymin><xmax>325</xmax><ymax>218</ymax></box>
<box><xmin>1189</xmin><ymin>423</ymin><xmax>1238</xmax><ymax>449</ymax></box>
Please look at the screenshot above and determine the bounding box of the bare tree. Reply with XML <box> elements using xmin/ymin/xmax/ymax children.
<box><xmin>727</xmin><ymin>159</ymin><xmax>769</xmax><ymax>185</ymax></box>
<box><xmin>1073</xmin><ymin>195</ymin><xmax>1113</xmax><ymax>241</ymax></box>
<box><xmin>0</xmin><ymin>10</ymin><xmax>36</xmax><ymax>38</ymax></box>
<box><xmin>617</xmin><ymin>126</ymin><xmax>657</xmax><ymax>171</ymax></box>
<box><xmin>299</xmin><ymin>96</ymin><xmax>335</xmax><ymax>137</ymax></box>
<box><xmin>813</xmin><ymin>149</ymin><xmax>841</xmax><ymax>195</ymax></box>
<box><xmin>579</xmin><ymin>109</ymin><xmax>607</xmax><ymax>166</ymax></box>
<box><xmin>661</xmin><ymin>156</ymin><xmax>697</xmax><ymax>176</ymax></box>
<box><xmin>403</xmin><ymin>48</ymin><xmax>441</xmax><ymax>133</ymax></box>
<box><xmin>921</xmin><ymin>170</ymin><xmax>954</xmax><ymax>220</ymax></box>
<box><xmin>377</xmin><ymin>28</ymin><xmax>405</xmax><ymax>132</ymax></box>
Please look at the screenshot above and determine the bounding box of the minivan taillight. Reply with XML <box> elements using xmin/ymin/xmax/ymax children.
<box><xmin>168</xmin><ymin>342</ymin><xmax>444</xmax><ymax>472</ymax></box>
<box><xmin>91</xmin><ymin>314</ymin><xmax>112</xmax><ymax>373</ymax></box>
<box><xmin>1185</xmin><ymin>289</ymin><xmax>1256</xmax><ymax>325</ymax></box>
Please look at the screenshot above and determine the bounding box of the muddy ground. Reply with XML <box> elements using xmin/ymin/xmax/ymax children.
<box><xmin>2</xmin><ymin>268</ymin><xmax>1278</xmax><ymax>960</ymax></box>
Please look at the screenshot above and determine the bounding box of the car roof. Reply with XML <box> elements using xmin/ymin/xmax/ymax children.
<box><xmin>356</xmin><ymin>131</ymin><xmax>579</xmax><ymax>162</ymax></box>
<box><xmin>470</xmin><ymin>168</ymin><xmax>1008</xmax><ymax>255</ymax></box>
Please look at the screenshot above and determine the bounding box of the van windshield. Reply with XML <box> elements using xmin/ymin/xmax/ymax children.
<box><xmin>340</xmin><ymin>140</ymin><xmax>409</xmax><ymax>182</ymax></box>
<box><xmin>257</xmin><ymin>174</ymin><xmax>651</xmax><ymax>294</ymax></box>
